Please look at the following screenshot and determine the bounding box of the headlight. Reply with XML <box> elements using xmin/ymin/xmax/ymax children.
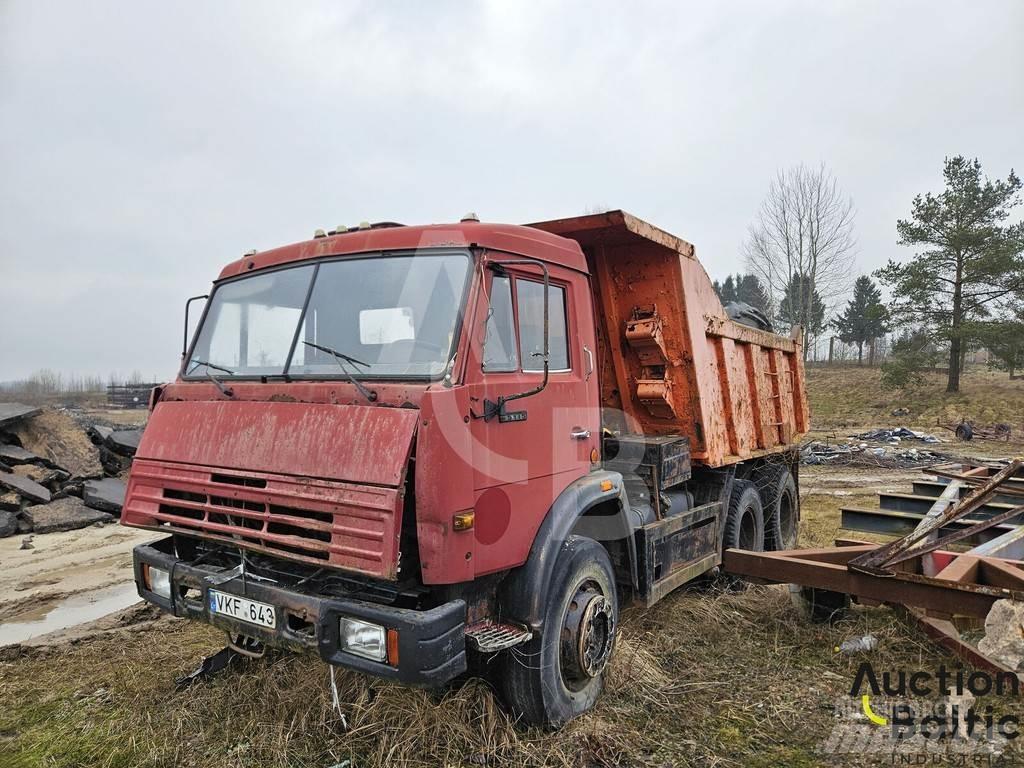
<box><xmin>339</xmin><ymin>617</ymin><xmax>386</xmax><ymax>661</ymax></box>
<box><xmin>146</xmin><ymin>566</ymin><xmax>172</xmax><ymax>600</ymax></box>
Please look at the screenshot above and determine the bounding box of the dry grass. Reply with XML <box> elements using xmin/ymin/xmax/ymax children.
<box><xmin>5</xmin><ymin>502</ymin><xmax>1024</xmax><ymax>768</ymax></box>
<box><xmin>0</xmin><ymin>585</ymin><xmax>908</xmax><ymax>768</ymax></box>
<box><xmin>806</xmin><ymin>365</ymin><xmax>1024</xmax><ymax>432</ymax></box>
<box><xmin>4</xmin><ymin>367</ymin><xmax>1024</xmax><ymax>765</ymax></box>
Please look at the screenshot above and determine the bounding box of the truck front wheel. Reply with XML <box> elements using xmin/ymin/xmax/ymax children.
<box><xmin>500</xmin><ymin>535</ymin><xmax>618</xmax><ymax>728</ymax></box>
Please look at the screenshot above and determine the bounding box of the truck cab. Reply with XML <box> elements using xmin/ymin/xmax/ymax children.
<box><xmin>124</xmin><ymin>211</ymin><xmax>808</xmax><ymax>727</ymax></box>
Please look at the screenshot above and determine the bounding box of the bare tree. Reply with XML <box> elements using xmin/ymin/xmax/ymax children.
<box><xmin>743</xmin><ymin>164</ymin><xmax>856</xmax><ymax>359</ymax></box>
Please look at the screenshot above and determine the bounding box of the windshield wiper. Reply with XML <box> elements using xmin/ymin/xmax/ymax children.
<box><xmin>302</xmin><ymin>341</ymin><xmax>378</xmax><ymax>403</ymax></box>
<box><xmin>187</xmin><ymin>359</ymin><xmax>235</xmax><ymax>398</ymax></box>
<box><xmin>188</xmin><ymin>359</ymin><xmax>235</xmax><ymax>376</ymax></box>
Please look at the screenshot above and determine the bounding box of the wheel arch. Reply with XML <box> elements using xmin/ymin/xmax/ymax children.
<box><xmin>498</xmin><ymin>470</ymin><xmax>634</xmax><ymax>632</ymax></box>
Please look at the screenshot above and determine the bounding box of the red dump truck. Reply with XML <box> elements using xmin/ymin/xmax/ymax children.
<box><xmin>122</xmin><ymin>210</ymin><xmax>809</xmax><ymax>726</ymax></box>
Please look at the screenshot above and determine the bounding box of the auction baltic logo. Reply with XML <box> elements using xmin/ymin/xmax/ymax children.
<box><xmin>851</xmin><ymin>662</ymin><xmax>1020</xmax><ymax>742</ymax></box>
<box><xmin>819</xmin><ymin>662</ymin><xmax>1020</xmax><ymax>763</ymax></box>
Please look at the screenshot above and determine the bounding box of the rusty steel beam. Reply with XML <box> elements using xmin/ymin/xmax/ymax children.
<box><xmin>722</xmin><ymin>547</ymin><xmax>1023</xmax><ymax>618</ymax></box>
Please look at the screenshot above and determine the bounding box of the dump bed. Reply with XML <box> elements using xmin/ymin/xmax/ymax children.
<box><xmin>529</xmin><ymin>210</ymin><xmax>809</xmax><ymax>468</ymax></box>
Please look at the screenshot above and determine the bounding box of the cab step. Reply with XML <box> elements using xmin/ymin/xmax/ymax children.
<box><xmin>465</xmin><ymin>620</ymin><xmax>533</xmax><ymax>652</ymax></box>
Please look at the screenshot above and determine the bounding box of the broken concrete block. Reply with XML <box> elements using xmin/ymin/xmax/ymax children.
<box><xmin>0</xmin><ymin>444</ymin><xmax>42</xmax><ymax>465</ymax></box>
<box><xmin>0</xmin><ymin>510</ymin><xmax>17</xmax><ymax>537</ymax></box>
<box><xmin>11</xmin><ymin>409</ymin><xmax>103</xmax><ymax>479</ymax></box>
<box><xmin>82</xmin><ymin>478</ymin><xmax>126</xmax><ymax>514</ymax></box>
<box><xmin>105</xmin><ymin>429</ymin><xmax>143</xmax><ymax>457</ymax></box>
<box><xmin>978</xmin><ymin>599</ymin><xmax>1024</xmax><ymax>671</ymax></box>
<box><xmin>23</xmin><ymin>497</ymin><xmax>113</xmax><ymax>534</ymax></box>
<box><xmin>12</xmin><ymin>464</ymin><xmax>68</xmax><ymax>487</ymax></box>
<box><xmin>0</xmin><ymin>471</ymin><xmax>51</xmax><ymax>504</ymax></box>
<box><xmin>0</xmin><ymin>403</ymin><xmax>42</xmax><ymax>429</ymax></box>
<box><xmin>0</xmin><ymin>491</ymin><xmax>22</xmax><ymax>511</ymax></box>
<box><xmin>98</xmin><ymin>446</ymin><xmax>131</xmax><ymax>476</ymax></box>
<box><xmin>86</xmin><ymin>425</ymin><xmax>114</xmax><ymax>445</ymax></box>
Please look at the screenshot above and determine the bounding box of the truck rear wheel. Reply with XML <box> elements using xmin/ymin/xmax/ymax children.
<box><xmin>500</xmin><ymin>535</ymin><xmax>618</xmax><ymax>728</ymax></box>
<box><xmin>723</xmin><ymin>480</ymin><xmax>765</xmax><ymax>552</ymax></box>
<box><xmin>757</xmin><ymin>466</ymin><xmax>799</xmax><ymax>551</ymax></box>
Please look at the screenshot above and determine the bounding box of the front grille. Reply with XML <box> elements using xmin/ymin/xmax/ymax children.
<box><xmin>158</xmin><ymin>488</ymin><xmax>333</xmax><ymax>560</ymax></box>
<box><xmin>124</xmin><ymin>460</ymin><xmax>403</xmax><ymax>577</ymax></box>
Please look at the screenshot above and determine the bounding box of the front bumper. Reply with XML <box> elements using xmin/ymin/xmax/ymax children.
<box><xmin>133</xmin><ymin>537</ymin><xmax>466</xmax><ymax>686</ymax></box>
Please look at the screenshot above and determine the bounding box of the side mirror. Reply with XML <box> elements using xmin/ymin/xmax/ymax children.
<box><xmin>182</xmin><ymin>294</ymin><xmax>209</xmax><ymax>359</ymax></box>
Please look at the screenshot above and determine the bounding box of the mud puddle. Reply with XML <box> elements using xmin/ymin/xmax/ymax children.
<box><xmin>0</xmin><ymin>583</ymin><xmax>141</xmax><ymax>647</ymax></box>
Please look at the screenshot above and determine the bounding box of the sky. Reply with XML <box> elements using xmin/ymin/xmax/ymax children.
<box><xmin>1</xmin><ymin>1</ymin><xmax>1021</xmax><ymax>381</ymax></box>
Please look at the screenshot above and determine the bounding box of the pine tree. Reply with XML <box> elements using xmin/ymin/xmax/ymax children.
<box><xmin>876</xmin><ymin>157</ymin><xmax>1024</xmax><ymax>392</ymax></box>
<box><xmin>777</xmin><ymin>273</ymin><xmax>824</xmax><ymax>336</ymax></box>
<box><xmin>718</xmin><ymin>275</ymin><xmax>738</xmax><ymax>304</ymax></box>
<box><xmin>736</xmin><ymin>274</ymin><xmax>771</xmax><ymax>317</ymax></box>
<box><xmin>831</xmin><ymin>275</ymin><xmax>889</xmax><ymax>364</ymax></box>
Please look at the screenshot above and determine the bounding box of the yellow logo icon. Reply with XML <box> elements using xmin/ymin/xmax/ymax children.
<box><xmin>862</xmin><ymin>695</ymin><xmax>888</xmax><ymax>726</ymax></box>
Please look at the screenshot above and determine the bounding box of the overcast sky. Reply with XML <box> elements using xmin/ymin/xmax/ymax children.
<box><xmin>1</xmin><ymin>1</ymin><xmax>1021</xmax><ymax>381</ymax></box>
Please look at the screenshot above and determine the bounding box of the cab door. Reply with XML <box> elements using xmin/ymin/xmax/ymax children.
<box><xmin>466</xmin><ymin>259</ymin><xmax>600</xmax><ymax>575</ymax></box>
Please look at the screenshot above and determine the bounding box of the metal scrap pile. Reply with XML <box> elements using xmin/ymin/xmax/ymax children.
<box><xmin>801</xmin><ymin>425</ymin><xmax>950</xmax><ymax>467</ymax></box>
<box><xmin>0</xmin><ymin>403</ymin><xmax>143</xmax><ymax>539</ymax></box>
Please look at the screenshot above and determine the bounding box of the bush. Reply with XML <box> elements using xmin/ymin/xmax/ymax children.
<box><xmin>880</xmin><ymin>330</ymin><xmax>941</xmax><ymax>390</ymax></box>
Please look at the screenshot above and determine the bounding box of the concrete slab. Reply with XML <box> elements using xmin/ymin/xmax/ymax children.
<box><xmin>0</xmin><ymin>471</ymin><xmax>51</xmax><ymax>504</ymax></box>
<box><xmin>0</xmin><ymin>444</ymin><xmax>41</xmax><ymax>465</ymax></box>
<box><xmin>24</xmin><ymin>497</ymin><xmax>113</xmax><ymax>534</ymax></box>
<box><xmin>105</xmin><ymin>429</ymin><xmax>142</xmax><ymax>456</ymax></box>
<box><xmin>0</xmin><ymin>510</ymin><xmax>16</xmax><ymax>538</ymax></box>
<box><xmin>82</xmin><ymin>478</ymin><xmax>126</xmax><ymax>514</ymax></box>
<box><xmin>0</xmin><ymin>403</ymin><xmax>41</xmax><ymax>429</ymax></box>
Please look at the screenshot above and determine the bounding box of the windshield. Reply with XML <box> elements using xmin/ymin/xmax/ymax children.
<box><xmin>186</xmin><ymin>252</ymin><xmax>471</xmax><ymax>379</ymax></box>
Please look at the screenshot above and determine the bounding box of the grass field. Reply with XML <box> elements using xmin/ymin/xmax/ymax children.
<box><xmin>806</xmin><ymin>364</ymin><xmax>1024</xmax><ymax>432</ymax></box>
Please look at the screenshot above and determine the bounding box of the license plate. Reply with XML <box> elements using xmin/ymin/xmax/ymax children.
<box><xmin>208</xmin><ymin>590</ymin><xmax>276</xmax><ymax>629</ymax></box>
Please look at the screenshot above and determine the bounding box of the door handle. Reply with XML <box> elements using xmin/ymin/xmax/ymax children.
<box><xmin>570</xmin><ymin>427</ymin><xmax>591</xmax><ymax>440</ymax></box>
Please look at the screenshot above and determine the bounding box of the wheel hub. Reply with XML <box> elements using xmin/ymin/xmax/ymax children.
<box><xmin>559</xmin><ymin>581</ymin><xmax>615</xmax><ymax>688</ymax></box>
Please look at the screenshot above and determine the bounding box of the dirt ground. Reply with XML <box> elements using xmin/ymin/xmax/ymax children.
<box><xmin>3</xmin><ymin>458</ymin><xmax>1024</xmax><ymax>767</ymax></box>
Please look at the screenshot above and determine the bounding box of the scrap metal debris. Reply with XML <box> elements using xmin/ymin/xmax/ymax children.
<box><xmin>175</xmin><ymin>635</ymin><xmax>265</xmax><ymax>688</ymax></box>
<box><xmin>0</xmin><ymin>404</ymin><xmax>142</xmax><ymax>538</ymax></box>
<box><xmin>852</xmin><ymin>426</ymin><xmax>941</xmax><ymax>444</ymax></box>
<box><xmin>175</xmin><ymin>645</ymin><xmax>243</xmax><ymax>688</ymax></box>
<box><xmin>801</xmin><ymin>439</ymin><xmax>948</xmax><ymax>467</ymax></box>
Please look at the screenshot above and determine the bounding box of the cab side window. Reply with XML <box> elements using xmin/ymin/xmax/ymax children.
<box><xmin>482</xmin><ymin>276</ymin><xmax>518</xmax><ymax>372</ymax></box>
<box><xmin>517</xmin><ymin>280</ymin><xmax>569</xmax><ymax>372</ymax></box>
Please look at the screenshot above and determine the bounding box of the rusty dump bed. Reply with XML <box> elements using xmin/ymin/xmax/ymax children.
<box><xmin>530</xmin><ymin>211</ymin><xmax>809</xmax><ymax>468</ymax></box>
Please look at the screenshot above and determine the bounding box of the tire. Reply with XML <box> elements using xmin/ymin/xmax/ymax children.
<box><xmin>500</xmin><ymin>536</ymin><xmax>618</xmax><ymax>728</ymax></box>
<box><xmin>789</xmin><ymin>584</ymin><xmax>850</xmax><ymax>623</ymax></box>
<box><xmin>955</xmin><ymin>422</ymin><xmax>973</xmax><ymax>441</ymax></box>
<box><xmin>722</xmin><ymin>480</ymin><xmax>765</xmax><ymax>553</ymax></box>
<box><xmin>756</xmin><ymin>465</ymin><xmax>800</xmax><ymax>551</ymax></box>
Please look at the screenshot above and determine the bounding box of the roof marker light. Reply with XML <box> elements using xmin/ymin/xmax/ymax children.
<box><xmin>461</xmin><ymin>212</ymin><xmax>480</xmax><ymax>222</ymax></box>
<box><xmin>313</xmin><ymin>229</ymin><xmax>327</xmax><ymax>238</ymax></box>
